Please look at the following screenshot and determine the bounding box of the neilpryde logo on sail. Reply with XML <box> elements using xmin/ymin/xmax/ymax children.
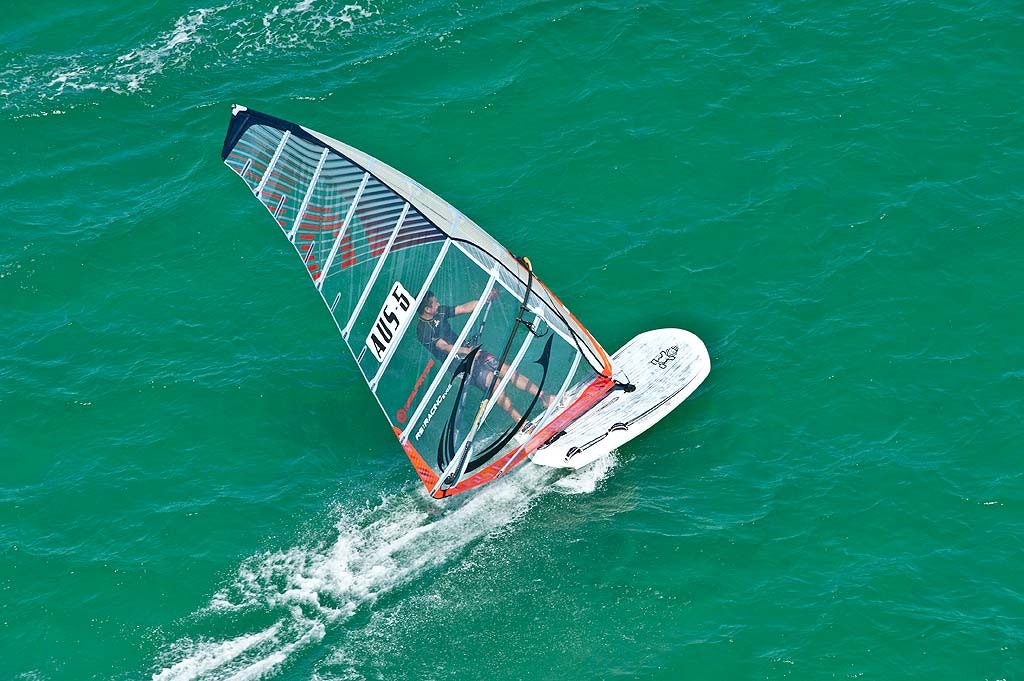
<box><xmin>415</xmin><ymin>380</ymin><xmax>455</xmax><ymax>442</ymax></box>
<box><xmin>365</xmin><ymin>282</ymin><xmax>413</xmax><ymax>362</ymax></box>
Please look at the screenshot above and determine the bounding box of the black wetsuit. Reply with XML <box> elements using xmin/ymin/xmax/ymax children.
<box><xmin>416</xmin><ymin>305</ymin><xmax>499</xmax><ymax>390</ymax></box>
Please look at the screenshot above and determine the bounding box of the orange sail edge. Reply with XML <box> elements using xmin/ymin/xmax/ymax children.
<box><xmin>427</xmin><ymin>374</ymin><xmax>617</xmax><ymax>499</ymax></box>
<box><xmin>393</xmin><ymin>426</ymin><xmax>439</xmax><ymax>493</ymax></box>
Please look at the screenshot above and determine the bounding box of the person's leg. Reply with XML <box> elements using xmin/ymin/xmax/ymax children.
<box><xmin>479</xmin><ymin>367</ymin><xmax>523</xmax><ymax>421</ymax></box>
<box><xmin>498</xmin><ymin>363</ymin><xmax>553</xmax><ymax>407</ymax></box>
<box><xmin>497</xmin><ymin>391</ymin><xmax>522</xmax><ymax>423</ymax></box>
<box><xmin>473</xmin><ymin>362</ymin><xmax>524</xmax><ymax>423</ymax></box>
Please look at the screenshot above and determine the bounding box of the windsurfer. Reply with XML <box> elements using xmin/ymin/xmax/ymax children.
<box><xmin>416</xmin><ymin>290</ymin><xmax>553</xmax><ymax>423</ymax></box>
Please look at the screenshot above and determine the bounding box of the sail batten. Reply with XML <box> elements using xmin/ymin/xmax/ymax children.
<box><xmin>222</xmin><ymin>106</ymin><xmax>615</xmax><ymax>497</ymax></box>
<box><xmin>318</xmin><ymin>172</ymin><xmax>370</xmax><ymax>290</ymax></box>
<box><xmin>343</xmin><ymin>203</ymin><xmax>409</xmax><ymax>340</ymax></box>
<box><xmin>288</xmin><ymin>146</ymin><xmax>330</xmax><ymax>241</ymax></box>
<box><xmin>256</xmin><ymin>130</ymin><xmax>289</xmax><ymax>197</ymax></box>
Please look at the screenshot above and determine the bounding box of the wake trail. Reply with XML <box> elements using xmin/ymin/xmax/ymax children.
<box><xmin>1</xmin><ymin>0</ymin><xmax>379</xmax><ymax>117</ymax></box>
<box><xmin>150</xmin><ymin>457</ymin><xmax>617</xmax><ymax>680</ymax></box>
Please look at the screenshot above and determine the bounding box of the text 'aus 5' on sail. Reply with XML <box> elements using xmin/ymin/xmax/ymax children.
<box><xmin>365</xmin><ymin>281</ymin><xmax>413</xmax><ymax>362</ymax></box>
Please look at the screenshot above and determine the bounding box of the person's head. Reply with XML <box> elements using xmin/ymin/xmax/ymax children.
<box><xmin>419</xmin><ymin>292</ymin><xmax>439</xmax><ymax>317</ymax></box>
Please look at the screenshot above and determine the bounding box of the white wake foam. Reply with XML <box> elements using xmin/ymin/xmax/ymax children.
<box><xmin>552</xmin><ymin>451</ymin><xmax>619</xmax><ymax>494</ymax></box>
<box><xmin>113</xmin><ymin>6</ymin><xmax>226</xmax><ymax>93</ymax></box>
<box><xmin>151</xmin><ymin>458</ymin><xmax>626</xmax><ymax>680</ymax></box>
<box><xmin>153</xmin><ymin>624</ymin><xmax>282</xmax><ymax>681</ymax></box>
<box><xmin>1</xmin><ymin>1</ymin><xmax>379</xmax><ymax>114</ymax></box>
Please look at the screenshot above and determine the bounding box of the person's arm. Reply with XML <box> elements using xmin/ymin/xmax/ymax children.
<box><xmin>433</xmin><ymin>337</ymin><xmax>470</xmax><ymax>358</ymax></box>
<box><xmin>454</xmin><ymin>288</ymin><xmax>499</xmax><ymax>316</ymax></box>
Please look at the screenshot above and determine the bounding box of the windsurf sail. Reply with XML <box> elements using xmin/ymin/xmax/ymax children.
<box><xmin>221</xmin><ymin>105</ymin><xmax>616</xmax><ymax>498</ymax></box>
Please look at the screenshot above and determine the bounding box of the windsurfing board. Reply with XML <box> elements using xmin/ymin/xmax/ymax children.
<box><xmin>529</xmin><ymin>328</ymin><xmax>710</xmax><ymax>470</ymax></box>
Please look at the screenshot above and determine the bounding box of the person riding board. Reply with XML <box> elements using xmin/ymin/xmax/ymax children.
<box><xmin>416</xmin><ymin>289</ymin><xmax>553</xmax><ymax>423</ymax></box>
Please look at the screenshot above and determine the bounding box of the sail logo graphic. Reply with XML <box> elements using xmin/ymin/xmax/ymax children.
<box><xmin>416</xmin><ymin>381</ymin><xmax>455</xmax><ymax>441</ymax></box>
<box><xmin>365</xmin><ymin>282</ymin><xmax>413</xmax><ymax>362</ymax></box>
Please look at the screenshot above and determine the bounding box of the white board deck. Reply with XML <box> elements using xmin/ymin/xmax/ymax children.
<box><xmin>529</xmin><ymin>328</ymin><xmax>710</xmax><ymax>470</ymax></box>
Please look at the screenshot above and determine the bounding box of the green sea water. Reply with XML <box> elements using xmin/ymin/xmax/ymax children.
<box><xmin>2</xmin><ymin>1</ymin><xmax>1022</xmax><ymax>679</ymax></box>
